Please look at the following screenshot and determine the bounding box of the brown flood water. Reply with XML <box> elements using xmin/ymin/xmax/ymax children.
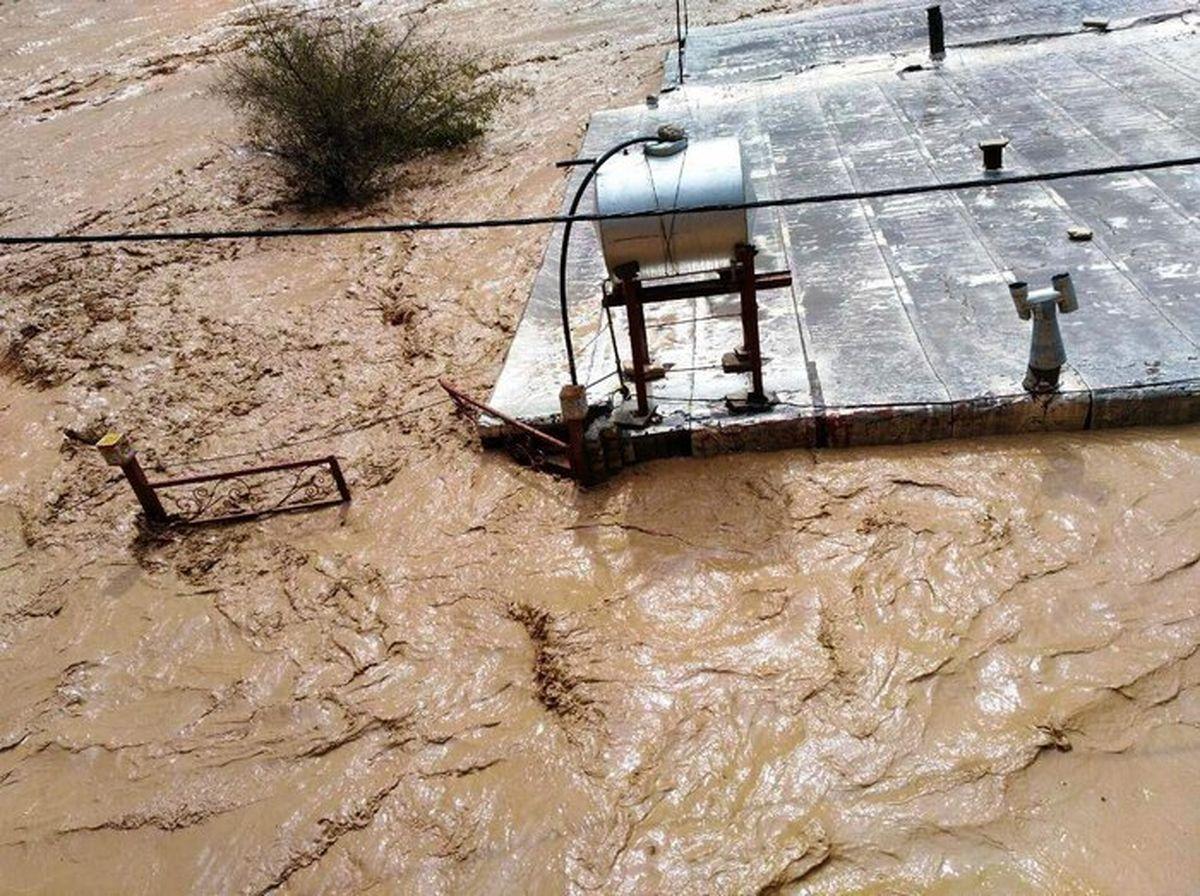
<box><xmin>1</xmin><ymin>2</ymin><xmax>1198</xmax><ymax>894</ymax></box>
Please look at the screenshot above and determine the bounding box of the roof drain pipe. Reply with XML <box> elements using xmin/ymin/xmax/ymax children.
<box><xmin>557</xmin><ymin>132</ymin><xmax>665</xmax><ymax>389</ymax></box>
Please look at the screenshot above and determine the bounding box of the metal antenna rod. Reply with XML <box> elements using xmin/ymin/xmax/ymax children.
<box><xmin>675</xmin><ymin>0</ymin><xmax>685</xmax><ymax>84</ymax></box>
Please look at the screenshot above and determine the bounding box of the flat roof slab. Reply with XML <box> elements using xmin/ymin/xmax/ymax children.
<box><xmin>487</xmin><ymin>3</ymin><xmax>1200</xmax><ymax>457</ymax></box>
<box><xmin>665</xmin><ymin>0</ymin><xmax>1192</xmax><ymax>86</ymax></box>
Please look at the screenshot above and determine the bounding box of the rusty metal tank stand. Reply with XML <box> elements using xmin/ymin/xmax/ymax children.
<box><xmin>611</xmin><ymin>262</ymin><xmax>658</xmax><ymax>427</ymax></box>
<box><xmin>603</xmin><ymin>245</ymin><xmax>791</xmax><ymax>425</ymax></box>
<box><xmin>723</xmin><ymin>243</ymin><xmax>775</xmax><ymax>413</ymax></box>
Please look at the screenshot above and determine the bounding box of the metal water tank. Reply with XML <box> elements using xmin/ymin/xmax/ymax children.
<box><xmin>594</xmin><ymin>136</ymin><xmax>750</xmax><ymax>278</ymax></box>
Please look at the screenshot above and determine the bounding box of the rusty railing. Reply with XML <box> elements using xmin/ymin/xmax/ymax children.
<box><xmin>97</xmin><ymin>433</ymin><xmax>350</xmax><ymax>526</ymax></box>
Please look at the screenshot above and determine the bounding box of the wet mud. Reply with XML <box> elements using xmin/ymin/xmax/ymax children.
<box><xmin>2</xmin><ymin>1</ymin><xmax>1199</xmax><ymax>894</ymax></box>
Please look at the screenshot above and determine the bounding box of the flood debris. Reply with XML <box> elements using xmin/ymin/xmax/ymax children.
<box><xmin>95</xmin><ymin>431</ymin><xmax>351</xmax><ymax>527</ymax></box>
<box><xmin>507</xmin><ymin>602</ymin><xmax>598</xmax><ymax>725</ymax></box>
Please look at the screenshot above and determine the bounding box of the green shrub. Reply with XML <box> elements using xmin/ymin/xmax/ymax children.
<box><xmin>223</xmin><ymin>6</ymin><xmax>510</xmax><ymax>205</ymax></box>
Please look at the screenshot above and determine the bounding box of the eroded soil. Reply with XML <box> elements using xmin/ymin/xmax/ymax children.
<box><xmin>1</xmin><ymin>1</ymin><xmax>1198</xmax><ymax>894</ymax></box>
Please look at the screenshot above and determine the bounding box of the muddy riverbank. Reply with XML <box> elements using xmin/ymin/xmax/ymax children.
<box><xmin>2</xmin><ymin>2</ymin><xmax>1198</xmax><ymax>893</ymax></box>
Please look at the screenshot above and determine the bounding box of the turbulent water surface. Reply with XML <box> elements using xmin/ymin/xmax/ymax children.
<box><xmin>1</xmin><ymin>2</ymin><xmax>1198</xmax><ymax>894</ymax></box>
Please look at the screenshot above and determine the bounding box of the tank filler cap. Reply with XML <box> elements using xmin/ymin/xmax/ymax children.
<box><xmin>645</xmin><ymin>123</ymin><xmax>688</xmax><ymax>157</ymax></box>
<box><xmin>656</xmin><ymin>123</ymin><xmax>686</xmax><ymax>142</ymax></box>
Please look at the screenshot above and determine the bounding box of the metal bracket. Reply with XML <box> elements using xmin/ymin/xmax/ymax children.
<box><xmin>725</xmin><ymin>390</ymin><xmax>779</xmax><ymax>414</ymax></box>
<box><xmin>612</xmin><ymin>398</ymin><xmax>659</xmax><ymax>429</ymax></box>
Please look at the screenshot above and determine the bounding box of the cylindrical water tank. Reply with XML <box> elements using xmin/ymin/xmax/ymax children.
<box><xmin>593</xmin><ymin>136</ymin><xmax>750</xmax><ymax>278</ymax></box>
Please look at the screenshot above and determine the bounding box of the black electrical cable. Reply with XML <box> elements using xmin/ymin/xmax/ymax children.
<box><xmin>557</xmin><ymin>134</ymin><xmax>658</xmax><ymax>384</ymax></box>
<box><xmin>158</xmin><ymin>394</ymin><xmax>450</xmax><ymax>472</ymax></box>
<box><xmin>62</xmin><ymin>475</ymin><xmax>127</xmax><ymax>512</ymax></box>
<box><xmin>6</xmin><ymin>154</ymin><xmax>1199</xmax><ymax>249</ymax></box>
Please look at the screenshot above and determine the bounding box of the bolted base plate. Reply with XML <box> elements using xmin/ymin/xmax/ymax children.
<box><xmin>722</xmin><ymin>349</ymin><xmax>771</xmax><ymax>374</ymax></box>
<box><xmin>622</xmin><ymin>362</ymin><xmax>668</xmax><ymax>382</ymax></box>
<box><xmin>612</xmin><ymin>398</ymin><xmax>659</xmax><ymax>429</ymax></box>
<box><xmin>722</xmin><ymin>349</ymin><xmax>751</xmax><ymax>373</ymax></box>
<box><xmin>724</xmin><ymin>390</ymin><xmax>778</xmax><ymax>414</ymax></box>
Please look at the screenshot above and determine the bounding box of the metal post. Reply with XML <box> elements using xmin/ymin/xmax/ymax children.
<box><xmin>675</xmin><ymin>0</ymin><xmax>685</xmax><ymax>84</ymax></box>
<box><xmin>326</xmin><ymin>456</ymin><xmax>352</xmax><ymax>503</ymax></box>
<box><xmin>736</xmin><ymin>244</ymin><xmax>766</xmax><ymax>402</ymax></box>
<box><xmin>559</xmin><ymin>384</ymin><xmax>589</xmax><ymax>483</ymax></box>
<box><xmin>619</xmin><ymin>268</ymin><xmax>652</xmax><ymax>417</ymax></box>
<box><xmin>96</xmin><ymin>432</ymin><xmax>169</xmax><ymax>525</ymax></box>
<box><xmin>927</xmin><ymin>5</ymin><xmax>946</xmax><ymax>59</ymax></box>
<box><xmin>440</xmin><ymin>379</ymin><xmax>568</xmax><ymax>452</ymax></box>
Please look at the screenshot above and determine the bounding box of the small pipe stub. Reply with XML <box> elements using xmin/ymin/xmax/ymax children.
<box><xmin>612</xmin><ymin>260</ymin><xmax>640</xmax><ymax>282</ymax></box>
<box><xmin>646</xmin><ymin>123</ymin><xmax>688</xmax><ymax>157</ymax></box>
<box><xmin>1051</xmin><ymin>271</ymin><xmax>1079</xmax><ymax>313</ymax></box>
<box><xmin>96</xmin><ymin>431</ymin><xmax>134</xmax><ymax>466</ymax></box>
<box><xmin>559</xmin><ymin>384</ymin><xmax>590</xmax><ymax>483</ymax></box>
<box><xmin>559</xmin><ymin>384</ymin><xmax>588</xmax><ymax>423</ymax></box>
<box><xmin>656</xmin><ymin>122</ymin><xmax>686</xmax><ymax>143</ymax></box>
<box><xmin>980</xmin><ymin>138</ymin><xmax>1010</xmax><ymax>172</ymax></box>
<box><xmin>927</xmin><ymin>5</ymin><xmax>946</xmax><ymax>59</ymax></box>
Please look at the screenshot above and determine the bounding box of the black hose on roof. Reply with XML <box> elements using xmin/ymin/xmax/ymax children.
<box><xmin>556</xmin><ymin>135</ymin><xmax>659</xmax><ymax>385</ymax></box>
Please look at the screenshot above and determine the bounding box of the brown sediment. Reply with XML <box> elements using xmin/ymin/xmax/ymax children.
<box><xmin>507</xmin><ymin>602</ymin><xmax>597</xmax><ymax>726</ymax></box>
<box><xmin>2</xmin><ymin>1</ymin><xmax>1199</xmax><ymax>894</ymax></box>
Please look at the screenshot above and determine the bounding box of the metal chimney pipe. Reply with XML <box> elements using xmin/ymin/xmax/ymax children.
<box><xmin>928</xmin><ymin>5</ymin><xmax>946</xmax><ymax>59</ymax></box>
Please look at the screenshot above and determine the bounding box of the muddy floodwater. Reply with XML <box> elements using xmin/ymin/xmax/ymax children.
<box><xmin>2</xmin><ymin>1</ymin><xmax>1199</xmax><ymax>894</ymax></box>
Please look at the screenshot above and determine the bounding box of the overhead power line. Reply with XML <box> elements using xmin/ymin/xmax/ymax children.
<box><xmin>159</xmin><ymin>394</ymin><xmax>451</xmax><ymax>472</ymax></box>
<box><xmin>2</xmin><ymin>154</ymin><xmax>1199</xmax><ymax>248</ymax></box>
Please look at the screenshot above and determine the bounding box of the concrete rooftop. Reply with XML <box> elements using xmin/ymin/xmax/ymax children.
<box><xmin>487</xmin><ymin>0</ymin><xmax>1200</xmax><ymax>457</ymax></box>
